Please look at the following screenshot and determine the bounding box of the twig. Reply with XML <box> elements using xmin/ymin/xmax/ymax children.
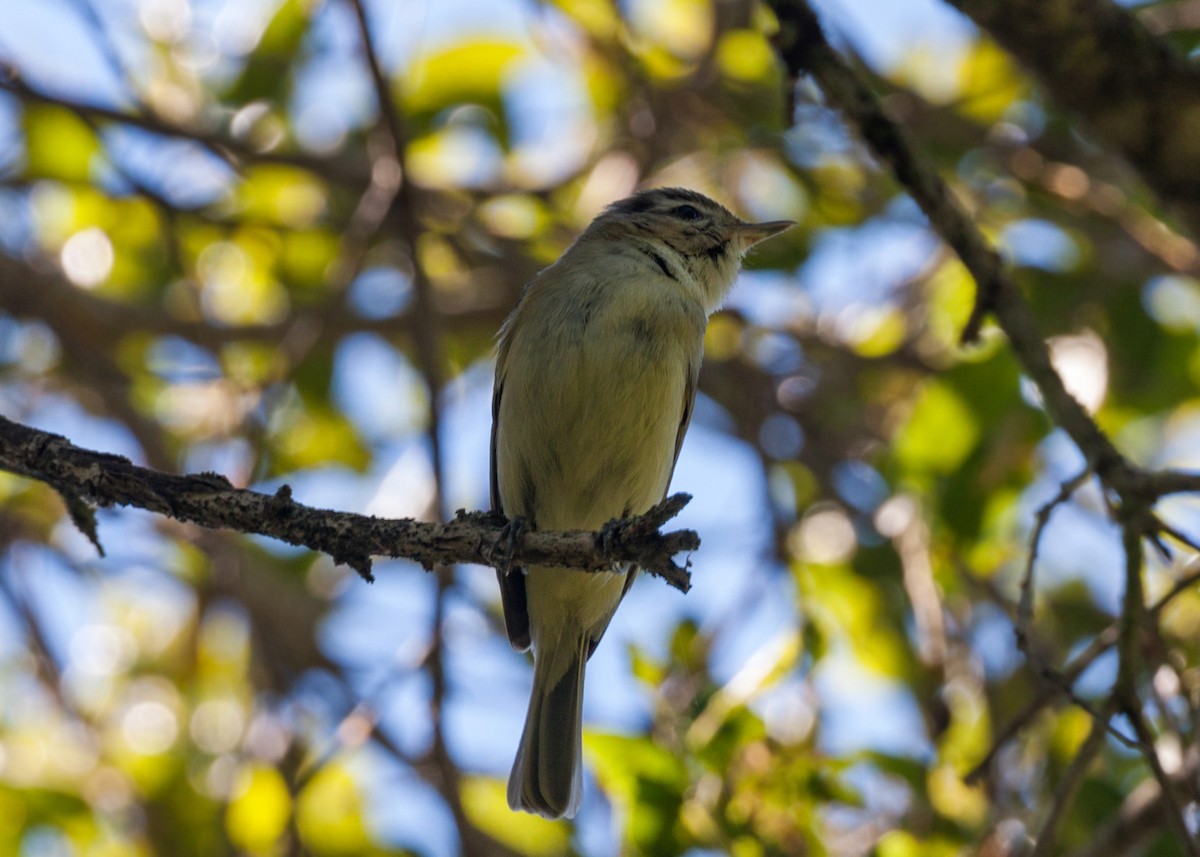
<box><xmin>1030</xmin><ymin>707</ymin><xmax>1112</xmax><ymax>857</ymax></box>
<box><xmin>1017</xmin><ymin>470</ymin><xmax>1092</xmax><ymax>670</ymax></box>
<box><xmin>1117</xmin><ymin>519</ymin><xmax>1148</xmax><ymax>697</ymax></box>
<box><xmin>1065</xmin><ymin>743</ymin><xmax>1200</xmax><ymax>857</ymax></box>
<box><xmin>769</xmin><ymin>17</ymin><xmax>1200</xmax><ymax>851</ymax></box>
<box><xmin>1122</xmin><ymin>701</ymin><xmax>1200</xmax><ymax>857</ymax></box>
<box><xmin>768</xmin><ymin>0</ymin><xmax>1127</xmax><ymax>484</ymax></box>
<box><xmin>1155</xmin><ymin>517</ymin><xmax>1200</xmax><ymax>554</ymax></box>
<box><xmin>342</xmin><ymin>3</ymin><xmax>491</xmax><ymax>849</ymax></box>
<box><xmin>966</xmin><ymin>561</ymin><xmax>1200</xmax><ymax>784</ymax></box>
<box><xmin>1009</xmin><ymin>469</ymin><xmax>1138</xmax><ymax>751</ymax></box>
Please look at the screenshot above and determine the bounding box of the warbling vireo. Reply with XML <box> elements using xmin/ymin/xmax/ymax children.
<box><xmin>491</xmin><ymin>187</ymin><xmax>793</xmax><ymax>818</ymax></box>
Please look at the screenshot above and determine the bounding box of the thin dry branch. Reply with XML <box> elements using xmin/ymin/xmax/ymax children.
<box><xmin>0</xmin><ymin>415</ymin><xmax>698</xmax><ymax>591</ymax></box>
<box><xmin>340</xmin><ymin>2</ymin><xmax>478</xmax><ymax>849</ymax></box>
<box><xmin>1017</xmin><ymin>470</ymin><xmax>1093</xmax><ymax>669</ymax></box>
<box><xmin>0</xmin><ymin>66</ymin><xmax>370</xmax><ymax>186</ymax></box>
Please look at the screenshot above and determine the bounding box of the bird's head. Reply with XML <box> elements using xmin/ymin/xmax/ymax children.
<box><xmin>586</xmin><ymin>187</ymin><xmax>793</xmax><ymax>311</ymax></box>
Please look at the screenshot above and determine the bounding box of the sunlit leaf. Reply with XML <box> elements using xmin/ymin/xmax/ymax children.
<box><xmin>460</xmin><ymin>777</ymin><xmax>569</xmax><ymax>855</ymax></box>
<box><xmin>236</xmin><ymin>165</ymin><xmax>327</xmax><ymax>227</ymax></box>
<box><xmin>717</xmin><ymin>31</ymin><xmax>772</xmax><ymax>83</ymax></box>
<box><xmin>927</xmin><ymin>764</ymin><xmax>986</xmax><ymax>828</ymax></box>
<box><xmin>876</xmin><ymin>830</ymin><xmax>962</xmax><ymax>857</ymax></box>
<box><xmin>797</xmin><ymin>561</ymin><xmax>911</xmax><ymax>677</ymax></box>
<box><xmin>296</xmin><ymin>765</ymin><xmax>370</xmax><ymax>855</ymax></box>
<box><xmin>586</xmin><ymin>733</ymin><xmax>689</xmax><ymax>853</ymax></box>
<box><xmin>893</xmin><ymin>380</ymin><xmax>981</xmax><ymax>476</ymax></box>
<box><xmin>550</xmin><ymin>0</ymin><xmax>620</xmax><ymax>39</ymax></box>
<box><xmin>957</xmin><ymin>39</ymin><xmax>1027</xmax><ymax>123</ymax></box>
<box><xmin>226</xmin><ymin>765</ymin><xmax>291</xmax><ymax>853</ymax></box>
<box><xmin>225</xmin><ymin>0</ymin><xmax>314</xmax><ymax>104</ymax></box>
<box><xmin>280</xmin><ymin>228</ymin><xmax>339</xmax><ymax>293</ymax></box>
<box><xmin>272</xmin><ymin>403</ymin><xmax>371</xmax><ymax>472</ymax></box>
<box><xmin>403</xmin><ymin>40</ymin><xmax>524</xmax><ymax>141</ymax></box>
<box><xmin>631</xmin><ymin>0</ymin><xmax>713</xmax><ymax>60</ymax></box>
<box><xmin>23</xmin><ymin>106</ymin><xmax>100</xmax><ymax>182</ymax></box>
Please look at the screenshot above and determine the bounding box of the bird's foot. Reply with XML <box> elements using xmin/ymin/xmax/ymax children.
<box><xmin>495</xmin><ymin>515</ymin><xmax>527</xmax><ymax>576</ymax></box>
<box><xmin>596</xmin><ymin>516</ymin><xmax>626</xmax><ymax>562</ymax></box>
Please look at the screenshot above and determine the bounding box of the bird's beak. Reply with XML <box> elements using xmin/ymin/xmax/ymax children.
<box><xmin>734</xmin><ymin>220</ymin><xmax>795</xmax><ymax>250</ymax></box>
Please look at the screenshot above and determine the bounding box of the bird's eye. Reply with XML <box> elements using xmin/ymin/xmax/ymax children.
<box><xmin>672</xmin><ymin>204</ymin><xmax>702</xmax><ymax>221</ymax></box>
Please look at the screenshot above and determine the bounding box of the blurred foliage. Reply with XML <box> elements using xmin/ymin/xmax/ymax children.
<box><xmin>1</xmin><ymin>0</ymin><xmax>1200</xmax><ymax>855</ymax></box>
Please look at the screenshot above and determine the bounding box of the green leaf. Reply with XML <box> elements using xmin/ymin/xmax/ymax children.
<box><xmin>23</xmin><ymin>105</ymin><xmax>100</xmax><ymax>181</ymax></box>
<box><xmin>402</xmin><ymin>40</ymin><xmax>524</xmax><ymax>144</ymax></box>
<box><xmin>893</xmin><ymin>380</ymin><xmax>980</xmax><ymax>475</ymax></box>
<box><xmin>586</xmin><ymin>732</ymin><xmax>689</xmax><ymax>853</ymax></box>
<box><xmin>404</xmin><ymin>41</ymin><xmax>524</xmax><ymax>112</ymax></box>
<box><xmin>236</xmin><ymin>165</ymin><xmax>328</xmax><ymax>227</ymax></box>
<box><xmin>273</xmin><ymin>404</ymin><xmax>370</xmax><ymax>472</ymax></box>
<box><xmin>224</xmin><ymin>0</ymin><xmax>313</xmax><ymax>104</ymax></box>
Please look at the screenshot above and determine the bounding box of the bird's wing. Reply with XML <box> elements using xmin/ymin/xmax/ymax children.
<box><xmin>667</xmin><ymin>353</ymin><xmax>701</xmax><ymax>493</ymax></box>
<box><xmin>607</xmin><ymin>353</ymin><xmax>700</xmax><ymax>619</ymax></box>
<box><xmin>491</xmin><ymin>376</ymin><xmax>532</xmax><ymax>652</ymax></box>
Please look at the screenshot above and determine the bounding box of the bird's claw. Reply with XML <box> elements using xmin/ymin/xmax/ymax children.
<box><xmin>495</xmin><ymin>515</ymin><xmax>527</xmax><ymax>576</ymax></box>
<box><xmin>596</xmin><ymin>517</ymin><xmax>625</xmax><ymax>560</ymax></box>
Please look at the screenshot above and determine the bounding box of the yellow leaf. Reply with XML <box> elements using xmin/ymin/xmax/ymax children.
<box><xmin>851</xmin><ymin>307</ymin><xmax>907</xmax><ymax>358</ymax></box>
<box><xmin>460</xmin><ymin>776</ymin><xmax>570</xmax><ymax>856</ymax></box>
<box><xmin>716</xmin><ymin>30</ymin><xmax>775</xmax><ymax>83</ymax></box>
<box><xmin>281</xmin><ymin>228</ymin><xmax>339</xmax><ymax>291</ymax></box>
<box><xmin>296</xmin><ymin>765</ymin><xmax>370</xmax><ymax>855</ymax></box>
<box><xmin>275</xmin><ymin>405</ymin><xmax>370</xmax><ymax>471</ymax></box>
<box><xmin>957</xmin><ymin>39</ymin><xmax>1026</xmax><ymax>124</ymax></box>
<box><xmin>550</xmin><ymin>0</ymin><xmax>620</xmax><ymax>39</ymax></box>
<box><xmin>237</xmin><ymin>165</ymin><xmax>327</xmax><ymax>228</ymax></box>
<box><xmin>1050</xmin><ymin>707</ymin><xmax>1093</xmax><ymax>761</ymax></box>
<box><xmin>797</xmin><ymin>561</ymin><xmax>908</xmax><ymax>677</ymax></box>
<box><xmin>927</xmin><ymin>257</ymin><xmax>976</xmax><ymax>347</ymax></box>
<box><xmin>24</xmin><ymin>105</ymin><xmax>100</xmax><ymax>181</ymax></box>
<box><xmin>227</xmin><ymin>765</ymin><xmax>292</xmax><ymax>854</ymax></box>
<box><xmin>404</xmin><ymin>41</ymin><xmax>525</xmax><ymax>114</ymax></box>
<box><xmin>927</xmin><ymin>763</ymin><xmax>987</xmax><ymax>828</ymax></box>
<box><xmin>877</xmin><ymin>830</ymin><xmax>961</xmax><ymax>857</ymax></box>
<box><xmin>632</xmin><ymin>0</ymin><xmax>713</xmax><ymax>60</ymax></box>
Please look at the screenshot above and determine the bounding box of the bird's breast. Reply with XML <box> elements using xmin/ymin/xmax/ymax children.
<box><xmin>496</xmin><ymin>285</ymin><xmax>702</xmax><ymax>532</ymax></box>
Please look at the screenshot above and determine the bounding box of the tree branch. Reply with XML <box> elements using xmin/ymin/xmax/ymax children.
<box><xmin>768</xmin><ymin>1</ymin><xmax>1200</xmax><ymax>503</ymax></box>
<box><xmin>0</xmin><ymin>415</ymin><xmax>698</xmax><ymax>591</ymax></box>
<box><xmin>944</xmin><ymin>0</ymin><xmax>1200</xmax><ymax>238</ymax></box>
<box><xmin>769</xmin><ymin>6</ymin><xmax>1200</xmax><ymax>849</ymax></box>
<box><xmin>769</xmin><ymin>1</ymin><xmax>1127</xmax><ymax>487</ymax></box>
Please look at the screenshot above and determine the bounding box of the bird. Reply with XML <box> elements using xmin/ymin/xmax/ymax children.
<box><xmin>490</xmin><ymin>187</ymin><xmax>793</xmax><ymax>818</ymax></box>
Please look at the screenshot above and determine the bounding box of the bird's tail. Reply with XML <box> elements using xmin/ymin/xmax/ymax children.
<box><xmin>507</xmin><ymin>625</ymin><xmax>588</xmax><ymax>819</ymax></box>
